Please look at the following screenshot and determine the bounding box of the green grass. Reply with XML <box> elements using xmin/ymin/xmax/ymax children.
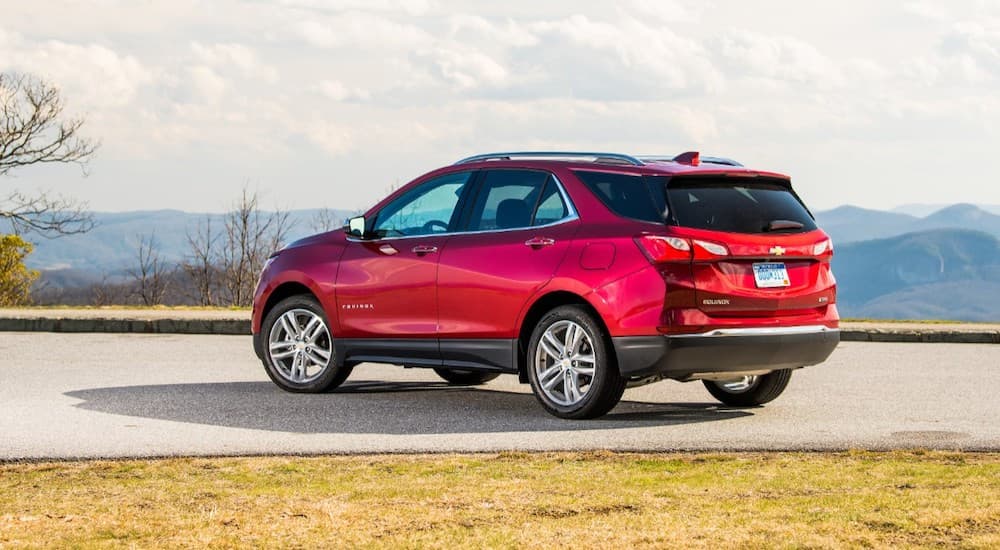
<box><xmin>1</xmin><ymin>452</ymin><xmax>998</xmax><ymax>548</ymax></box>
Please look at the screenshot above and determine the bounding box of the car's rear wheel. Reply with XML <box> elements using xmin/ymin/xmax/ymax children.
<box><xmin>433</xmin><ymin>368</ymin><xmax>500</xmax><ymax>386</ymax></box>
<box><xmin>526</xmin><ymin>305</ymin><xmax>626</xmax><ymax>419</ymax></box>
<box><xmin>702</xmin><ymin>369</ymin><xmax>792</xmax><ymax>406</ymax></box>
<box><xmin>261</xmin><ymin>295</ymin><xmax>352</xmax><ymax>393</ymax></box>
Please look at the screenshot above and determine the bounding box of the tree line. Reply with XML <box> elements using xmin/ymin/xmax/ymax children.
<box><xmin>28</xmin><ymin>197</ymin><xmax>349</xmax><ymax>308</ymax></box>
<box><xmin>121</xmin><ymin>189</ymin><xmax>293</xmax><ymax>308</ymax></box>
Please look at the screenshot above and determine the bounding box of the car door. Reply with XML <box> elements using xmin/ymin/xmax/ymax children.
<box><xmin>335</xmin><ymin>170</ymin><xmax>475</xmax><ymax>365</ymax></box>
<box><xmin>436</xmin><ymin>169</ymin><xmax>578</xmax><ymax>370</ymax></box>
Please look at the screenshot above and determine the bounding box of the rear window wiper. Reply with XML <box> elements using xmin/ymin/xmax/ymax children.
<box><xmin>763</xmin><ymin>219</ymin><xmax>805</xmax><ymax>232</ymax></box>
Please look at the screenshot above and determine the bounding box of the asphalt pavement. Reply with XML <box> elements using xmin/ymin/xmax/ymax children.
<box><xmin>0</xmin><ymin>332</ymin><xmax>997</xmax><ymax>460</ymax></box>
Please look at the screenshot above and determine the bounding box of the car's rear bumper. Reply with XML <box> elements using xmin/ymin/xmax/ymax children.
<box><xmin>612</xmin><ymin>325</ymin><xmax>840</xmax><ymax>380</ymax></box>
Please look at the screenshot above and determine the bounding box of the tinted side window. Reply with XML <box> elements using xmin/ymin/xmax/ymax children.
<box><xmin>372</xmin><ymin>171</ymin><xmax>472</xmax><ymax>237</ymax></box>
<box><xmin>532</xmin><ymin>181</ymin><xmax>569</xmax><ymax>226</ymax></box>
<box><xmin>665</xmin><ymin>177</ymin><xmax>817</xmax><ymax>234</ymax></box>
<box><xmin>575</xmin><ymin>171</ymin><xmax>663</xmax><ymax>223</ymax></box>
<box><xmin>467</xmin><ymin>170</ymin><xmax>553</xmax><ymax>231</ymax></box>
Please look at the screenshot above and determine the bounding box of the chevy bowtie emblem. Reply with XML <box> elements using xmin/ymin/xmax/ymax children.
<box><xmin>770</xmin><ymin>246</ymin><xmax>786</xmax><ymax>256</ymax></box>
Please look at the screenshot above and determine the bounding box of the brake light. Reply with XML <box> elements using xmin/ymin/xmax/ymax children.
<box><xmin>812</xmin><ymin>238</ymin><xmax>833</xmax><ymax>259</ymax></box>
<box><xmin>635</xmin><ymin>235</ymin><xmax>691</xmax><ymax>262</ymax></box>
<box><xmin>635</xmin><ymin>235</ymin><xmax>731</xmax><ymax>263</ymax></box>
<box><xmin>674</xmin><ymin>151</ymin><xmax>700</xmax><ymax>166</ymax></box>
<box><xmin>692</xmin><ymin>239</ymin><xmax>729</xmax><ymax>259</ymax></box>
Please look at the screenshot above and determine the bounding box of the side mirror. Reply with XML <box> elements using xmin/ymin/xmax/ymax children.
<box><xmin>346</xmin><ymin>215</ymin><xmax>369</xmax><ymax>239</ymax></box>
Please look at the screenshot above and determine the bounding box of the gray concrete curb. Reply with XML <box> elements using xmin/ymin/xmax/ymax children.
<box><xmin>0</xmin><ymin>318</ymin><xmax>249</xmax><ymax>335</ymax></box>
<box><xmin>0</xmin><ymin>316</ymin><xmax>997</xmax><ymax>344</ymax></box>
<box><xmin>839</xmin><ymin>328</ymin><xmax>999</xmax><ymax>344</ymax></box>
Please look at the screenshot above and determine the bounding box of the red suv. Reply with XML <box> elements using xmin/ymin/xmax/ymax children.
<box><xmin>252</xmin><ymin>152</ymin><xmax>839</xmax><ymax>419</ymax></box>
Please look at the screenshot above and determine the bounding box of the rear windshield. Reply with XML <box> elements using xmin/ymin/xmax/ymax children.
<box><xmin>575</xmin><ymin>170</ymin><xmax>816</xmax><ymax>234</ymax></box>
<box><xmin>665</xmin><ymin>177</ymin><xmax>816</xmax><ymax>234</ymax></box>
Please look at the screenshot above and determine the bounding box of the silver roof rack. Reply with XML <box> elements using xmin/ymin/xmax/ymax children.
<box><xmin>701</xmin><ymin>156</ymin><xmax>744</xmax><ymax>167</ymax></box>
<box><xmin>455</xmin><ymin>151</ymin><xmax>645</xmax><ymax>166</ymax></box>
<box><xmin>637</xmin><ymin>154</ymin><xmax>744</xmax><ymax>167</ymax></box>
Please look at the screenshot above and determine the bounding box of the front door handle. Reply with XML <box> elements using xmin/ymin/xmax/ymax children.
<box><xmin>525</xmin><ymin>237</ymin><xmax>556</xmax><ymax>248</ymax></box>
<box><xmin>412</xmin><ymin>245</ymin><xmax>438</xmax><ymax>255</ymax></box>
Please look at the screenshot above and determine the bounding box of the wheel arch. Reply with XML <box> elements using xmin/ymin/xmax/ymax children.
<box><xmin>514</xmin><ymin>290</ymin><xmax>614</xmax><ymax>383</ymax></box>
<box><xmin>253</xmin><ymin>279</ymin><xmax>328</xmax><ymax>359</ymax></box>
<box><xmin>261</xmin><ymin>281</ymin><xmax>318</xmax><ymax>321</ymax></box>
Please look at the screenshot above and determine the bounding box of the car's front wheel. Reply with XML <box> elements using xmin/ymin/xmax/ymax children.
<box><xmin>261</xmin><ymin>295</ymin><xmax>352</xmax><ymax>393</ymax></box>
<box><xmin>702</xmin><ymin>369</ymin><xmax>792</xmax><ymax>406</ymax></box>
<box><xmin>526</xmin><ymin>305</ymin><xmax>626</xmax><ymax>419</ymax></box>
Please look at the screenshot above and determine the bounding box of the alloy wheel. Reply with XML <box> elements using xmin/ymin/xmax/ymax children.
<box><xmin>533</xmin><ymin>320</ymin><xmax>597</xmax><ymax>407</ymax></box>
<box><xmin>715</xmin><ymin>375</ymin><xmax>760</xmax><ymax>393</ymax></box>
<box><xmin>267</xmin><ymin>308</ymin><xmax>333</xmax><ymax>384</ymax></box>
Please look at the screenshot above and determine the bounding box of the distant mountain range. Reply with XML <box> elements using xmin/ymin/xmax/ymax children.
<box><xmin>10</xmin><ymin>203</ymin><xmax>1000</xmax><ymax>321</ymax></box>
<box><xmin>893</xmin><ymin>203</ymin><xmax>1000</xmax><ymax>217</ymax></box>
<box><xmin>833</xmin><ymin>229</ymin><xmax>1000</xmax><ymax>321</ymax></box>
<box><xmin>815</xmin><ymin>203</ymin><xmax>1000</xmax><ymax>244</ymax></box>
<box><xmin>17</xmin><ymin>209</ymin><xmax>354</xmax><ymax>272</ymax></box>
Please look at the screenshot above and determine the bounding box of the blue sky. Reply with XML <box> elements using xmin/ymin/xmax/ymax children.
<box><xmin>2</xmin><ymin>0</ymin><xmax>999</xmax><ymax>213</ymax></box>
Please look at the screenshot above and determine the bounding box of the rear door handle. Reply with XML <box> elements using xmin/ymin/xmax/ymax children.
<box><xmin>525</xmin><ymin>237</ymin><xmax>556</xmax><ymax>248</ymax></box>
<box><xmin>412</xmin><ymin>245</ymin><xmax>438</xmax><ymax>255</ymax></box>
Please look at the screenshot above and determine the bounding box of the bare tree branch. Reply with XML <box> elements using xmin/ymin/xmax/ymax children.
<box><xmin>1</xmin><ymin>72</ymin><xmax>98</xmax><ymax>237</ymax></box>
<box><xmin>1</xmin><ymin>190</ymin><xmax>94</xmax><ymax>236</ymax></box>
<box><xmin>0</xmin><ymin>73</ymin><xmax>98</xmax><ymax>176</ymax></box>
<box><xmin>220</xmin><ymin>188</ymin><xmax>293</xmax><ymax>307</ymax></box>
<box><xmin>127</xmin><ymin>233</ymin><xmax>170</xmax><ymax>306</ymax></box>
<box><xmin>311</xmin><ymin>208</ymin><xmax>342</xmax><ymax>233</ymax></box>
<box><xmin>182</xmin><ymin>216</ymin><xmax>221</xmax><ymax>306</ymax></box>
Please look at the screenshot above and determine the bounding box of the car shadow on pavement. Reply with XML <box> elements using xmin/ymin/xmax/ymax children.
<box><xmin>64</xmin><ymin>380</ymin><xmax>753</xmax><ymax>435</ymax></box>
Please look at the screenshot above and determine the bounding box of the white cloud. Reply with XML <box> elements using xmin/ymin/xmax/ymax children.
<box><xmin>526</xmin><ymin>14</ymin><xmax>725</xmax><ymax>96</ymax></box>
<box><xmin>939</xmin><ymin>21</ymin><xmax>1000</xmax><ymax>79</ymax></box>
<box><xmin>317</xmin><ymin>80</ymin><xmax>370</xmax><ymax>101</ymax></box>
<box><xmin>294</xmin><ymin>12</ymin><xmax>432</xmax><ymax>49</ymax></box>
<box><xmin>302</xmin><ymin>119</ymin><xmax>353</xmax><ymax>155</ymax></box>
<box><xmin>3</xmin><ymin>1</ymin><xmax>1000</xmax><ymax>212</ymax></box>
<box><xmin>903</xmin><ymin>0</ymin><xmax>952</xmax><ymax>20</ymax></box>
<box><xmin>715</xmin><ymin>30</ymin><xmax>843</xmax><ymax>88</ymax></box>
<box><xmin>626</xmin><ymin>0</ymin><xmax>712</xmax><ymax>22</ymax></box>
<box><xmin>446</xmin><ymin>15</ymin><xmax>539</xmax><ymax>47</ymax></box>
<box><xmin>277</xmin><ymin>0</ymin><xmax>434</xmax><ymax>16</ymax></box>
<box><xmin>186</xmin><ymin>66</ymin><xmax>227</xmax><ymax>103</ymax></box>
<box><xmin>0</xmin><ymin>30</ymin><xmax>153</xmax><ymax>109</ymax></box>
<box><xmin>421</xmin><ymin>47</ymin><xmax>508</xmax><ymax>90</ymax></box>
<box><xmin>191</xmin><ymin>42</ymin><xmax>277</xmax><ymax>82</ymax></box>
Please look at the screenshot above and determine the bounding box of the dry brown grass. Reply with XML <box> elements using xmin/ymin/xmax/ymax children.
<box><xmin>1</xmin><ymin>451</ymin><xmax>998</xmax><ymax>548</ymax></box>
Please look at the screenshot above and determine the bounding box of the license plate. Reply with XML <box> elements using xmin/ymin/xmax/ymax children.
<box><xmin>752</xmin><ymin>262</ymin><xmax>790</xmax><ymax>288</ymax></box>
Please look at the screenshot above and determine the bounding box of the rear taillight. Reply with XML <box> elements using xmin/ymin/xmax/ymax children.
<box><xmin>635</xmin><ymin>235</ymin><xmax>729</xmax><ymax>263</ymax></box>
<box><xmin>813</xmin><ymin>238</ymin><xmax>834</xmax><ymax>260</ymax></box>
<box><xmin>635</xmin><ymin>235</ymin><xmax>690</xmax><ymax>262</ymax></box>
<box><xmin>692</xmin><ymin>239</ymin><xmax>729</xmax><ymax>260</ymax></box>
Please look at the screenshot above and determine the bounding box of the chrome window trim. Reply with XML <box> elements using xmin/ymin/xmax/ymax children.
<box><xmin>348</xmin><ymin>171</ymin><xmax>579</xmax><ymax>242</ymax></box>
<box><xmin>667</xmin><ymin>325</ymin><xmax>838</xmax><ymax>338</ymax></box>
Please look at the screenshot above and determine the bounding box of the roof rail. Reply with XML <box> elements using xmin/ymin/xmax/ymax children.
<box><xmin>637</xmin><ymin>154</ymin><xmax>744</xmax><ymax>167</ymax></box>
<box><xmin>455</xmin><ymin>151</ymin><xmax>645</xmax><ymax>166</ymax></box>
<box><xmin>701</xmin><ymin>156</ymin><xmax>744</xmax><ymax>167</ymax></box>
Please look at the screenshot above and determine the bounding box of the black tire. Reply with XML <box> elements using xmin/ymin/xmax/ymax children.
<box><xmin>702</xmin><ymin>369</ymin><xmax>792</xmax><ymax>406</ymax></box>
<box><xmin>526</xmin><ymin>305</ymin><xmax>626</xmax><ymax>419</ymax></box>
<box><xmin>260</xmin><ymin>294</ymin><xmax>352</xmax><ymax>393</ymax></box>
<box><xmin>433</xmin><ymin>368</ymin><xmax>500</xmax><ymax>386</ymax></box>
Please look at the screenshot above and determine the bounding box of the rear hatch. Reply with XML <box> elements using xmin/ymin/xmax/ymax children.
<box><xmin>662</xmin><ymin>175</ymin><xmax>835</xmax><ymax>318</ymax></box>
